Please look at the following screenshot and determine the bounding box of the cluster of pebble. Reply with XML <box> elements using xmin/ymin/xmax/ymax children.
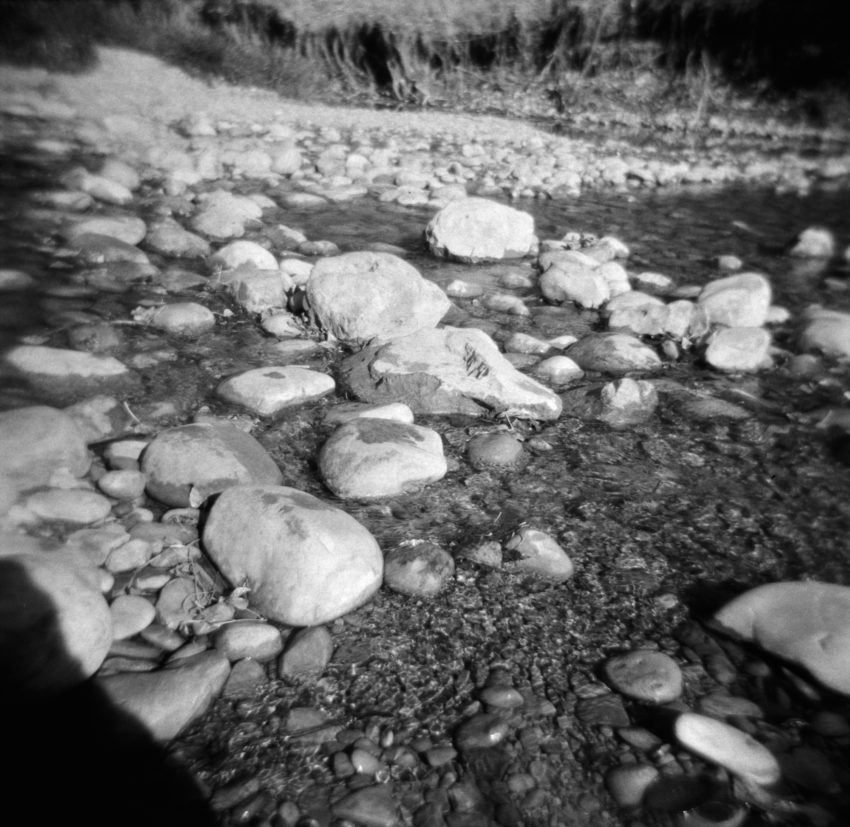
<box><xmin>1</xmin><ymin>52</ymin><xmax>849</xmax><ymax>827</ymax></box>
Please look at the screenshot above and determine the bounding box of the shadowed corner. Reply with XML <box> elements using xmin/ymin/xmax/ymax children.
<box><xmin>0</xmin><ymin>555</ymin><xmax>217</xmax><ymax>827</ymax></box>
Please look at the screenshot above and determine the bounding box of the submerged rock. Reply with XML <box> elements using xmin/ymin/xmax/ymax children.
<box><xmin>340</xmin><ymin>326</ymin><xmax>562</xmax><ymax>421</ymax></box>
<box><xmin>566</xmin><ymin>333</ymin><xmax>661</xmax><ymax>374</ymax></box>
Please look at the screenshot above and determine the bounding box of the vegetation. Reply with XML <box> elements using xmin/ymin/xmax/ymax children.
<box><xmin>1</xmin><ymin>0</ymin><xmax>848</xmax><ymax>127</ymax></box>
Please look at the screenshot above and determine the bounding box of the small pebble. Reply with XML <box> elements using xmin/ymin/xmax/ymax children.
<box><xmin>605</xmin><ymin>763</ymin><xmax>660</xmax><ymax>808</ymax></box>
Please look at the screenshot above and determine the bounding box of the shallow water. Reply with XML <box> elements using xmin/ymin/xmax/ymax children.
<box><xmin>2</xmin><ymin>132</ymin><xmax>850</xmax><ymax>827</ymax></box>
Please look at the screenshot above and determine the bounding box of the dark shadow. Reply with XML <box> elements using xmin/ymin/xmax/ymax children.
<box><xmin>0</xmin><ymin>555</ymin><xmax>217</xmax><ymax>826</ymax></box>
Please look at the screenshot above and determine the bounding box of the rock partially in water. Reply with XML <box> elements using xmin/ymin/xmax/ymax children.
<box><xmin>697</xmin><ymin>273</ymin><xmax>772</xmax><ymax>328</ymax></box>
<box><xmin>217</xmin><ymin>365</ymin><xmax>335</xmax><ymax>416</ymax></box>
<box><xmin>332</xmin><ymin>785</ymin><xmax>399</xmax><ymax>827</ymax></box>
<box><xmin>340</xmin><ymin>327</ymin><xmax>562</xmax><ymax>421</ymax></box>
<box><xmin>323</xmin><ymin>401</ymin><xmax>414</xmax><ymax>427</ymax></box>
<box><xmin>141</xmin><ymin>422</ymin><xmax>282</xmax><ymax>507</ymax></box>
<box><xmin>383</xmin><ymin>542</ymin><xmax>455</xmax><ymax>597</ymax></box>
<box><xmin>148</xmin><ymin>302</ymin><xmax>216</xmax><ymax>336</ymax></box>
<box><xmin>319</xmin><ymin>418</ymin><xmax>447</xmax><ymax>500</ymax></box>
<box><xmin>99</xmin><ymin>649</ymin><xmax>230</xmax><ymax>741</ymax></box>
<box><xmin>307</xmin><ymin>252</ymin><xmax>450</xmax><ymax>345</ymax></box>
<box><xmin>603</xmin><ymin>649</ymin><xmax>683</xmax><ymax>704</ymax></box>
<box><xmin>65</xmin><ymin>214</ymin><xmax>147</xmax><ymax>246</ymax></box>
<box><xmin>704</xmin><ymin>327</ymin><xmax>772</xmax><ymax>373</ymax></box>
<box><xmin>504</xmin><ymin>527</ymin><xmax>573</xmax><ymax>582</ymax></box>
<box><xmin>202</xmin><ymin>485</ymin><xmax>383</xmax><ymax>626</ymax></box>
<box><xmin>2</xmin><ymin>345</ymin><xmax>134</xmax><ymax>404</ymax></box>
<box><xmin>674</xmin><ymin>712</ymin><xmax>781</xmax><ymax>786</ymax></box>
<box><xmin>22</xmin><ymin>488</ymin><xmax>113</xmax><ymax>525</ymax></box>
<box><xmin>599</xmin><ymin>377</ymin><xmax>658</xmax><ymax>428</ymax></box>
<box><xmin>212</xmin><ymin>239</ymin><xmax>278</xmax><ymax>271</ymax></box>
<box><xmin>712</xmin><ymin>580</ymin><xmax>850</xmax><ymax>695</ymax></box>
<box><xmin>190</xmin><ymin>189</ymin><xmax>262</xmax><ymax>239</ymax></box>
<box><xmin>566</xmin><ymin>333</ymin><xmax>661</xmax><ymax>374</ymax></box>
<box><xmin>467</xmin><ymin>432</ymin><xmax>525</xmax><ymax>471</ymax></box>
<box><xmin>218</xmin><ymin>266</ymin><xmax>294</xmax><ymax>314</ymax></box>
<box><xmin>278</xmin><ymin>625</ymin><xmax>333</xmax><ymax>680</ymax></box>
<box><xmin>798</xmin><ymin>306</ymin><xmax>850</xmax><ymax>359</ymax></box>
<box><xmin>0</xmin><ymin>406</ymin><xmax>90</xmax><ymax>492</ymax></box>
<box><xmin>426</xmin><ymin>198</ymin><xmax>536</xmax><ymax>263</ymax></box>
<box><xmin>539</xmin><ymin>260</ymin><xmax>610</xmax><ymax>309</ymax></box>
<box><xmin>215</xmin><ymin>620</ymin><xmax>284</xmax><ymax>662</ymax></box>
<box><xmin>605</xmin><ymin>763</ymin><xmax>660</xmax><ymax>808</ymax></box>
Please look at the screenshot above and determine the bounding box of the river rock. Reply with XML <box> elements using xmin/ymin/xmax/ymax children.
<box><xmin>467</xmin><ymin>432</ymin><xmax>525</xmax><ymax>470</ymax></box>
<box><xmin>214</xmin><ymin>620</ymin><xmax>284</xmax><ymax>662</ymax></box>
<box><xmin>426</xmin><ymin>197</ymin><xmax>536</xmax><ymax>262</ymax></box>
<box><xmin>99</xmin><ymin>650</ymin><xmax>230</xmax><ymax>741</ymax></box>
<box><xmin>383</xmin><ymin>542</ymin><xmax>455</xmax><ymax>596</ymax></box>
<box><xmin>566</xmin><ymin>333</ymin><xmax>661</xmax><ymax>374</ymax></box>
<box><xmin>65</xmin><ymin>215</ymin><xmax>147</xmax><ymax>246</ymax></box>
<box><xmin>540</xmin><ymin>260</ymin><xmax>610</xmax><ymax>309</ymax></box>
<box><xmin>145</xmin><ymin>219</ymin><xmax>211</xmax><ymax>258</ymax></box>
<box><xmin>712</xmin><ymin>581</ymin><xmax>850</xmax><ymax>695</ymax></box>
<box><xmin>141</xmin><ymin>422</ymin><xmax>283</xmax><ymax>507</ymax></box>
<box><xmin>698</xmin><ymin>273</ymin><xmax>772</xmax><ymax>327</ymax></box>
<box><xmin>674</xmin><ymin>712</ymin><xmax>781</xmax><ymax>786</ymax></box>
<box><xmin>110</xmin><ymin>594</ymin><xmax>156</xmax><ymax>640</ymax></box>
<box><xmin>704</xmin><ymin>327</ymin><xmax>772</xmax><ymax>372</ymax></box>
<box><xmin>279</xmin><ymin>626</ymin><xmax>334</xmax><ymax>680</ymax></box>
<box><xmin>218</xmin><ymin>266</ymin><xmax>293</xmax><ymax>313</ymax></box>
<box><xmin>790</xmin><ymin>226</ymin><xmax>835</xmax><ymax>258</ymax></box>
<box><xmin>212</xmin><ymin>239</ymin><xmax>278</xmax><ymax>271</ymax></box>
<box><xmin>217</xmin><ymin>366</ymin><xmax>335</xmax><ymax>416</ymax></box>
<box><xmin>190</xmin><ymin>189</ymin><xmax>262</xmax><ymax>239</ymax></box>
<box><xmin>599</xmin><ymin>378</ymin><xmax>659</xmax><ymax>427</ymax></box>
<box><xmin>97</xmin><ymin>469</ymin><xmax>147</xmax><ymax>500</ymax></box>
<box><xmin>323</xmin><ymin>401</ymin><xmax>414</xmax><ymax>426</ymax></box>
<box><xmin>1</xmin><ymin>539</ymin><xmax>113</xmax><ymax>694</ymax></box>
<box><xmin>0</xmin><ymin>406</ymin><xmax>90</xmax><ymax>492</ymax></box>
<box><xmin>332</xmin><ymin>785</ymin><xmax>398</xmax><ymax>827</ymax></box>
<box><xmin>605</xmin><ymin>764</ymin><xmax>660</xmax><ymax>808</ymax></box>
<box><xmin>2</xmin><ymin>345</ymin><xmax>133</xmax><ymax>403</ymax></box>
<box><xmin>798</xmin><ymin>306</ymin><xmax>850</xmax><ymax>359</ymax></box>
<box><xmin>69</xmin><ymin>233</ymin><xmax>150</xmax><ymax>266</ymax></box>
<box><xmin>307</xmin><ymin>252</ymin><xmax>450</xmax><ymax>345</ymax></box>
<box><xmin>503</xmin><ymin>527</ymin><xmax>573</xmax><ymax>581</ymax></box>
<box><xmin>603</xmin><ymin>649</ymin><xmax>683</xmax><ymax>703</ymax></box>
<box><xmin>534</xmin><ymin>355</ymin><xmax>584</xmax><ymax>385</ymax></box>
<box><xmin>454</xmin><ymin>713</ymin><xmax>510</xmax><ymax>750</ymax></box>
<box><xmin>202</xmin><ymin>485</ymin><xmax>383</xmax><ymax>626</ymax></box>
<box><xmin>319</xmin><ymin>418</ymin><xmax>446</xmax><ymax>499</ymax></box>
<box><xmin>149</xmin><ymin>302</ymin><xmax>216</xmax><ymax>336</ymax></box>
<box><xmin>23</xmin><ymin>488</ymin><xmax>113</xmax><ymax>524</ymax></box>
<box><xmin>340</xmin><ymin>326</ymin><xmax>562</xmax><ymax>421</ymax></box>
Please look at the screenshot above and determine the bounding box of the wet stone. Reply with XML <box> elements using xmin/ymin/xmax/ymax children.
<box><xmin>454</xmin><ymin>714</ymin><xmax>510</xmax><ymax>751</ymax></box>
<box><xmin>674</xmin><ymin>712</ymin><xmax>781</xmax><ymax>786</ymax></box>
<box><xmin>383</xmin><ymin>542</ymin><xmax>455</xmax><ymax>597</ymax></box>
<box><xmin>605</xmin><ymin>763</ymin><xmax>660</xmax><ymax>808</ymax></box>
<box><xmin>603</xmin><ymin>649</ymin><xmax>684</xmax><ymax>704</ymax></box>
<box><xmin>278</xmin><ymin>625</ymin><xmax>334</xmax><ymax>680</ymax></box>
<box><xmin>331</xmin><ymin>785</ymin><xmax>399</xmax><ymax>827</ymax></box>
<box><xmin>220</xmin><ymin>657</ymin><xmax>268</xmax><ymax>699</ymax></box>
<box><xmin>574</xmin><ymin>693</ymin><xmax>631</xmax><ymax>728</ymax></box>
<box><xmin>466</xmin><ymin>432</ymin><xmax>526</xmax><ymax>471</ymax></box>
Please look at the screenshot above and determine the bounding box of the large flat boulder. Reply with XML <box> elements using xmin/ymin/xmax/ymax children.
<box><xmin>339</xmin><ymin>327</ymin><xmax>562</xmax><ymax>421</ymax></box>
<box><xmin>307</xmin><ymin>252</ymin><xmax>450</xmax><ymax>345</ymax></box>
<box><xmin>202</xmin><ymin>485</ymin><xmax>383</xmax><ymax>626</ymax></box>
